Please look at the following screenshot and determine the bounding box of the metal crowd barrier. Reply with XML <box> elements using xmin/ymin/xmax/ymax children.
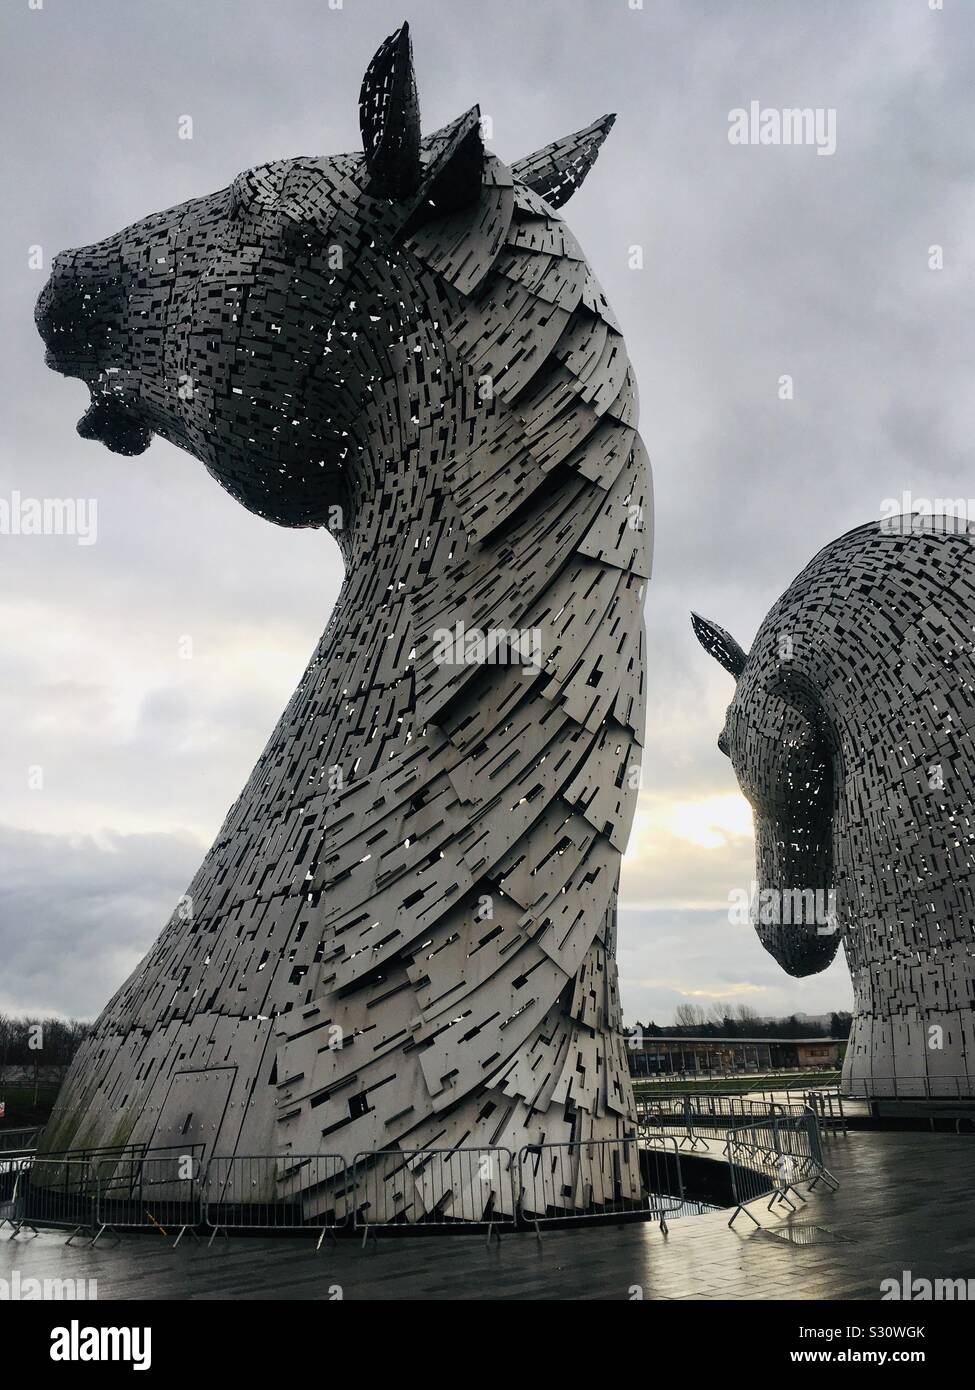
<box><xmin>751</xmin><ymin>1085</ymin><xmax>846</xmax><ymax>1132</ymax></box>
<box><xmin>799</xmin><ymin>1088</ymin><xmax>847</xmax><ymax>1131</ymax></box>
<box><xmin>640</xmin><ymin>1135</ymin><xmax>687</xmax><ymax>1232</ymax></box>
<box><xmin>93</xmin><ymin>1152</ymin><xmax>204</xmax><ymax>1247</ymax></box>
<box><xmin>203</xmin><ymin>1153</ymin><xmax>350</xmax><ymax>1249</ymax></box>
<box><xmin>7</xmin><ymin>1143</ymin><xmax>208</xmax><ymax>1246</ymax></box>
<box><xmin>725</xmin><ymin>1109</ymin><xmax>838</xmax><ymax>1228</ymax></box>
<box><xmin>3</xmin><ymin>1136</ymin><xmax>705</xmax><ymax>1247</ymax></box>
<box><xmin>352</xmin><ymin>1146</ymin><xmax>516</xmax><ymax>1246</ymax></box>
<box><xmin>0</xmin><ymin>1152</ymin><xmax>32</xmax><ymax>1230</ymax></box>
<box><xmin>5</xmin><ymin>1156</ymin><xmax>97</xmax><ymax>1244</ymax></box>
<box><xmin>0</xmin><ymin>1137</ymin><xmax>41</xmax><ymax>1217</ymax></box>
<box><xmin>517</xmin><ymin>1135</ymin><xmax>683</xmax><ymax>1238</ymax></box>
<box><xmin>637</xmin><ymin>1094</ymin><xmax>801</xmax><ymax>1148</ymax></box>
<box><xmin>637</xmin><ymin>1087</ymin><xmax>847</xmax><ymax>1136</ymax></box>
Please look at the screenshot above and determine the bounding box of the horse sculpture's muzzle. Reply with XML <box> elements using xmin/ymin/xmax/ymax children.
<box><xmin>35</xmin><ymin>254</ymin><xmax>153</xmax><ymax>456</ymax></box>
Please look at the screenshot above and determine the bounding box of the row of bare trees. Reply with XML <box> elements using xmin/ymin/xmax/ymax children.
<box><xmin>634</xmin><ymin>1003</ymin><xmax>853</xmax><ymax>1039</ymax></box>
<box><xmin>0</xmin><ymin>1013</ymin><xmax>90</xmax><ymax>1085</ymax></box>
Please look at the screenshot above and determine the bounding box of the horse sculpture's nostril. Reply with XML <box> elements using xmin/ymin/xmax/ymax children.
<box><xmin>718</xmin><ymin>731</ymin><xmax>730</xmax><ymax>757</ymax></box>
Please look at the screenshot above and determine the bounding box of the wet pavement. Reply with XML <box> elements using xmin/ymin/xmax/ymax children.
<box><xmin>1</xmin><ymin>1132</ymin><xmax>972</xmax><ymax>1300</ymax></box>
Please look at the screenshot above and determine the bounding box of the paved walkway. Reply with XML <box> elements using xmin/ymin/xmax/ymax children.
<box><xmin>1</xmin><ymin>1133</ymin><xmax>972</xmax><ymax>1300</ymax></box>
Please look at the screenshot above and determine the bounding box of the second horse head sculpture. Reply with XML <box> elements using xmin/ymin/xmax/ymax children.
<box><xmin>694</xmin><ymin>520</ymin><xmax>975</xmax><ymax>1100</ymax></box>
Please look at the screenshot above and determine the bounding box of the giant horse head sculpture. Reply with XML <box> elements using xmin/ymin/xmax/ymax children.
<box><xmin>694</xmin><ymin>521</ymin><xmax>975</xmax><ymax>1097</ymax></box>
<box><xmin>36</xmin><ymin>25</ymin><xmax>652</xmax><ymax>1208</ymax></box>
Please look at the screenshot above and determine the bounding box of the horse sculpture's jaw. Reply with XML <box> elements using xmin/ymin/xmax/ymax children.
<box><xmin>38</xmin><ymin>27</ymin><xmax>653</xmax><ymax>1218</ymax></box>
<box><xmin>751</xmin><ymin>811</ymin><xmax>842</xmax><ymax>978</ymax></box>
<box><xmin>75</xmin><ymin>397</ymin><xmax>153</xmax><ymax>456</ymax></box>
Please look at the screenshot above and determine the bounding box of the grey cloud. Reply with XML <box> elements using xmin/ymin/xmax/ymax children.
<box><xmin>0</xmin><ymin>824</ymin><xmax>201</xmax><ymax>1018</ymax></box>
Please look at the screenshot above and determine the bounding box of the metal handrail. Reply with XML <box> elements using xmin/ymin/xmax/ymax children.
<box><xmin>0</xmin><ymin>1128</ymin><xmax>42</xmax><ymax>1153</ymax></box>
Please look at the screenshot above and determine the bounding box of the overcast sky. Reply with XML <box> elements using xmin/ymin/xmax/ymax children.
<box><xmin>2</xmin><ymin>0</ymin><xmax>972</xmax><ymax>1027</ymax></box>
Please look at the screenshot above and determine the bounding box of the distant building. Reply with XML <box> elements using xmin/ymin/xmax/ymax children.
<box><xmin>626</xmin><ymin>1035</ymin><xmax>846</xmax><ymax>1077</ymax></box>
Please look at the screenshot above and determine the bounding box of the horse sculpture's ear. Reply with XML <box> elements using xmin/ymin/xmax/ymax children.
<box><xmin>360</xmin><ymin>22</ymin><xmax>422</xmax><ymax>200</ymax></box>
<box><xmin>691</xmin><ymin>612</ymin><xmax>749</xmax><ymax>680</ymax></box>
<box><xmin>411</xmin><ymin>106</ymin><xmax>485</xmax><ymax>221</ymax></box>
<box><xmin>512</xmin><ymin>113</ymin><xmax>616</xmax><ymax>208</ymax></box>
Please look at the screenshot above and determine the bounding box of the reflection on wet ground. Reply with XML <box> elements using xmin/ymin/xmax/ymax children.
<box><xmin>0</xmin><ymin>1133</ymin><xmax>971</xmax><ymax>1300</ymax></box>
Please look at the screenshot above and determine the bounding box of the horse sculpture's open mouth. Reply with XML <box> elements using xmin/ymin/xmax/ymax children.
<box><xmin>35</xmin><ymin>259</ymin><xmax>153</xmax><ymax>455</ymax></box>
<box><xmin>76</xmin><ymin>394</ymin><xmax>153</xmax><ymax>456</ymax></box>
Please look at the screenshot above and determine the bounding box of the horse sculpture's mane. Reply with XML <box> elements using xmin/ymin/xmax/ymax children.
<box><xmin>695</xmin><ymin>519</ymin><xmax>975</xmax><ymax>1097</ymax></box>
<box><xmin>38</xmin><ymin>24</ymin><xmax>651</xmax><ymax>1217</ymax></box>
